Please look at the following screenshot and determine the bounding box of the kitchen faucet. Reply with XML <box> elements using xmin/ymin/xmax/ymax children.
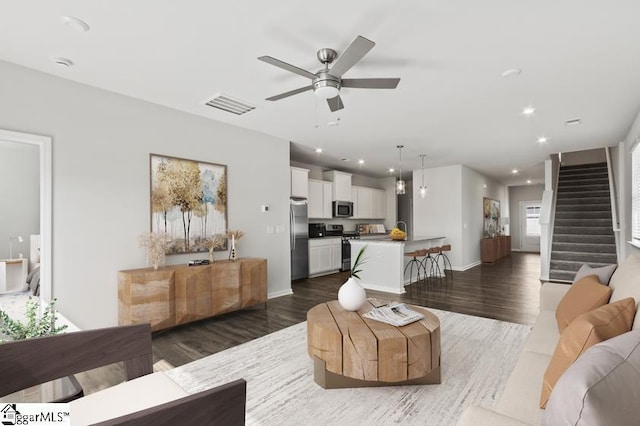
<box><xmin>396</xmin><ymin>221</ymin><xmax>407</xmax><ymax>233</ymax></box>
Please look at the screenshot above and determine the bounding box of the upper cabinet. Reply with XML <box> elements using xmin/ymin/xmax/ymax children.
<box><xmin>290</xmin><ymin>167</ymin><xmax>309</xmax><ymax>198</ymax></box>
<box><xmin>352</xmin><ymin>186</ymin><xmax>386</xmax><ymax>219</ymax></box>
<box><xmin>308</xmin><ymin>179</ymin><xmax>332</xmax><ymax>219</ymax></box>
<box><xmin>323</xmin><ymin>171</ymin><xmax>352</xmax><ymax>201</ymax></box>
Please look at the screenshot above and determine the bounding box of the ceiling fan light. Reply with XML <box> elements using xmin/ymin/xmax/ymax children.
<box><xmin>314</xmin><ymin>85</ymin><xmax>340</xmax><ymax>99</ymax></box>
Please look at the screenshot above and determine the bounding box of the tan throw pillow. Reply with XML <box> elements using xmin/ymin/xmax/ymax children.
<box><xmin>555</xmin><ymin>274</ymin><xmax>612</xmax><ymax>332</ymax></box>
<box><xmin>540</xmin><ymin>298</ymin><xmax>636</xmax><ymax>408</ymax></box>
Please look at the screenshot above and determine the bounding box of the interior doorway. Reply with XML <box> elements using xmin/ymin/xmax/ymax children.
<box><xmin>520</xmin><ymin>201</ymin><xmax>541</xmax><ymax>252</ymax></box>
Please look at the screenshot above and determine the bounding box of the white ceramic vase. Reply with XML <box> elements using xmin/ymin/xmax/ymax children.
<box><xmin>338</xmin><ymin>277</ymin><xmax>367</xmax><ymax>311</ymax></box>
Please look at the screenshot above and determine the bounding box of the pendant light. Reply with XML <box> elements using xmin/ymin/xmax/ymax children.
<box><xmin>396</xmin><ymin>145</ymin><xmax>405</xmax><ymax>195</ymax></box>
<box><xmin>419</xmin><ymin>154</ymin><xmax>427</xmax><ymax>198</ymax></box>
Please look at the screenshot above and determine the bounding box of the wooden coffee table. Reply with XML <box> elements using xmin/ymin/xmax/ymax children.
<box><xmin>307</xmin><ymin>299</ymin><xmax>441</xmax><ymax>388</ymax></box>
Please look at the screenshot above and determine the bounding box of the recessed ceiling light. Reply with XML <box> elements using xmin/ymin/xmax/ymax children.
<box><xmin>358</xmin><ymin>159</ymin><xmax>365</xmax><ymax>165</ymax></box>
<box><xmin>61</xmin><ymin>16</ymin><xmax>90</xmax><ymax>32</ymax></box>
<box><xmin>522</xmin><ymin>106</ymin><xmax>535</xmax><ymax>116</ymax></box>
<box><xmin>52</xmin><ymin>57</ymin><xmax>73</xmax><ymax>67</ymax></box>
<box><xmin>315</xmin><ymin>148</ymin><xmax>323</xmax><ymax>153</ymax></box>
<box><xmin>501</xmin><ymin>68</ymin><xmax>522</xmax><ymax>78</ymax></box>
<box><xmin>388</xmin><ymin>168</ymin><xmax>395</xmax><ymax>173</ymax></box>
<box><xmin>527</xmin><ymin>179</ymin><xmax>532</xmax><ymax>184</ymax></box>
<box><xmin>537</xmin><ymin>136</ymin><xmax>548</xmax><ymax>143</ymax></box>
<box><xmin>565</xmin><ymin>118</ymin><xmax>583</xmax><ymax>126</ymax></box>
<box><xmin>512</xmin><ymin>169</ymin><xmax>519</xmax><ymax>174</ymax></box>
<box><xmin>328</xmin><ymin>121</ymin><xmax>339</xmax><ymax>127</ymax></box>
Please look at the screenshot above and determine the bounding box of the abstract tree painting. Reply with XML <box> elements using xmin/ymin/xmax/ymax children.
<box><xmin>483</xmin><ymin>197</ymin><xmax>500</xmax><ymax>238</ymax></box>
<box><xmin>150</xmin><ymin>154</ymin><xmax>228</xmax><ymax>254</ymax></box>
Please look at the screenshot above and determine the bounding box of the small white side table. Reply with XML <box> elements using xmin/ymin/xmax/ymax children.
<box><xmin>0</xmin><ymin>258</ymin><xmax>28</xmax><ymax>293</ymax></box>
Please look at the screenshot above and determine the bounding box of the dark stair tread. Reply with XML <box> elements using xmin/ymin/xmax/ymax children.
<box><xmin>553</xmin><ymin>234</ymin><xmax>616</xmax><ymax>244</ymax></box>
<box><xmin>552</xmin><ymin>242</ymin><xmax>617</xmax><ymax>253</ymax></box>
<box><xmin>555</xmin><ymin>211</ymin><xmax>612</xmax><ymax>219</ymax></box>
<box><xmin>559</xmin><ymin>162</ymin><xmax>607</xmax><ymax>170</ymax></box>
<box><xmin>557</xmin><ymin>191</ymin><xmax>610</xmax><ymax>199</ymax></box>
<box><xmin>555</xmin><ymin>204</ymin><xmax>611</xmax><ymax>212</ymax></box>
<box><xmin>553</xmin><ymin>226</ymin><xmax>614</xmax><ymax>235</ymax></box>
<box><xmin>557</xmin><ymin>184</ymin><xmax>611</xmax><ymax>192</ymax></box>
<box><xmin>550</xmin><ymin>259</ymin><xmax>615</xmax><ymax>272</ymax></box>
<box><xmin>556</xmin><ymin>197</ymin><xmax>611</xmax><ymax>205</ymax></box>
<box><xmin>555</xmin><ymin>218</ymin><xmax>612</xmax><ymax>225</ymax></box>
<box><xmin>551</xmin><ymin>252</ymin><xmax>618</xmax><ymax>263</ymax></box>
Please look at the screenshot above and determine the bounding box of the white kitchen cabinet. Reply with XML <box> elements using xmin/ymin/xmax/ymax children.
<box><xmin>308</xmin><ymin>179</ymin><xmax>332</xmax><ymax>219</ymax></box>
<box><xmin>351</xmin><ymin>186</ymin><xmax>386</xmax><ymax>219</ymax></box>
<box><xmin>323</xmin><ymin>171</ymin><xmax>352</xmax><ymax>201</ymax></box>
<box><xmin>309</xmin><ymin>237</ymin><xmax>342</xmax><ymax>276</ymax></box>
<box><xmin>351</xmin><ymin>186</ymin><xmax>359</xmax><ymax>219</ymax></box>
<box><xmin>372</xmin><ymin>188</ymin><xmax>386</xmax><ymax>219</ymax></box>
<box><xmin>291</xmin><ymin>167</ymin><xmax>309</xmax><ymax>198</ymax></box>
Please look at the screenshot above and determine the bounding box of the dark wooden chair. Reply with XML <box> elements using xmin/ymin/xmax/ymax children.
<box><xmin>0</xmin><ymin>324</ymin><xmax>247</xmax><ymax>425</ymax></box>
<box><xmin>95</xmin><ymin>379</ymin><xmax>246</xmax><ymax>426</ymax></box>
<box><xmin>0</xmin><ymin>324</ymin><xmax>154</xmax><ymax>397</ymax></box>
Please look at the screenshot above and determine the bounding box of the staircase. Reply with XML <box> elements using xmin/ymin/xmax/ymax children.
<box><xmin>549</xmin><ymin>162</ymin><xmax>617</xmax><ymax>282</ymax></box>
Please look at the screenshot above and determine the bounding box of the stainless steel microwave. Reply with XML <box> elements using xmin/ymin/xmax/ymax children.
<box><xmin>332</xmin><ymin>201</ymin><xmax>354</xmax><ymax>218</ymax></box>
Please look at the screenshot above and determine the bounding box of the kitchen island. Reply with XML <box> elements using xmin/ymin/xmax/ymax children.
<box><xmin>350</xmin><ymin>236</ymin><xmax>445</xmax><ymax>294</ymax></box>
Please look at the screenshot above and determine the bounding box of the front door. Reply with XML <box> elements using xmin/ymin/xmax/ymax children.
<box><xmin>520</xmin><ymin>201</ymin><xmax>541</xmax><ymax>252</ymax></box>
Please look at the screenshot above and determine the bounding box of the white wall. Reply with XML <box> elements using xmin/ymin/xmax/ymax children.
<box><xmin>412</xmin><ymin>165</ymin><xmax>507</xmax><ymax>270</ymax></box>
<box><xmin>413</xmin><ymin>165</ymin><xmax>463</xmax><ymax>268</ymax></box>
<box><xmin>0</xmin><ymin>141</ymin><xmax>39</xmax><ymax>260</ymax></box>
<box><xmin>561</xmin><ymin>148</ymin><xmax>606</xmax><ymax>166</ymax></box>
<box><xmin>619</xmin><ymin>111</ymin><xmax>640</xmax><ymax>258</ymax></box>
<box><xmin>0</xmin><ymin>60</ymin><xmax>291</xmax><ymax>329</ymax></box>
<box><xmin>461</xmin><ymin>166</ymin><xmax>507</xmax><ymax>268</ymax></box>
<box><xmin>508</xmin><ymin>184</ymin><xmax>545</xmax><ymax>251</ymax></box>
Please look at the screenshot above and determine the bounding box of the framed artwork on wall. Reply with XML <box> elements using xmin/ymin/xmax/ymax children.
<box><xmin>483</xmin><ymin>197</ymin><xmax>500</xmax><ymax>238</ymax></box>
<box><xmin>150</xmin><ymin>154</ymin><xmax>228</xmax><ymax>255</ymax></box>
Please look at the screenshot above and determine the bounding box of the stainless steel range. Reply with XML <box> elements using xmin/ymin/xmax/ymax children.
<box><xmin>341</xmin><ymin>230</ymin><xmax>360</xmax><ymax>272</ymax></box>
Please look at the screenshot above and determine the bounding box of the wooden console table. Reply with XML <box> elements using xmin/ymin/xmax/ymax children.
<box><xmin>481</xmin><ymin>236</ymin><xmax>511</xmax><ymax>263</ymax></box>
<box><xmin>118</xmin><ymin>258</ymin><xmax>267</xmax><ymax>331</ymax></box>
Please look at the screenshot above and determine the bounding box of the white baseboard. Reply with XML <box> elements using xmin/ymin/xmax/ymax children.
<box><xmin>268</xmin><ymin>289</ymin><xmax>293</xmax><ymax>299</ymax></box>
<box><xmin>457</xmin><ymin>261</ymin><xmax>481</xmax><ymax>271</ymax></box>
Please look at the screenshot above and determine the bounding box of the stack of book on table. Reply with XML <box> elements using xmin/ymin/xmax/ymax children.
<box><xmin>363</xmin><ymin>302</ymin><xmax>424</xmax><ymax>326</ymax></box>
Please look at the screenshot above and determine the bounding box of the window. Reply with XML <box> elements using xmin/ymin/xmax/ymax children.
<box><xmin>526</xmin><ymin>205</ymin><xmax>541</xmax><ymax>236</ymax></box>
<box><xmin>632</xmin><ymin>142</ymin><xmax>640</xmax><ymax>246</ymax></box>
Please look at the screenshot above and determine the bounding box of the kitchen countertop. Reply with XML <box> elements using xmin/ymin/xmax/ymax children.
<box><xmin>357</xmin><ymin>235</ymin><xmax>445</xmax><ymax>243</ymax></box>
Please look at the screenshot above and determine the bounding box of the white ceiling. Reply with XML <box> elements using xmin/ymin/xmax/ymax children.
<box><xmin>2</xmin><ymin>1</ymin><xmax>640</xmax><ymax>184</ymax></box>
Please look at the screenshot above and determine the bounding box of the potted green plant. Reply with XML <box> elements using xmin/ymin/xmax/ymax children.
<box><xmin>338</xmin><ymin>245</ymin><xmax>368</xmax><ymax>311</ymax></box>
<box><xmin>0</xmin><ymin>298</ymin><xmax>67</xmax><ymax>342</ymax></box>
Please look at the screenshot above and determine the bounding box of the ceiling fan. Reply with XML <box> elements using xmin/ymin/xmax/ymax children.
<box><xmin>258</xmin><ymin>35</ymin><xmax>400</xmax><ymax>112</ymax></box>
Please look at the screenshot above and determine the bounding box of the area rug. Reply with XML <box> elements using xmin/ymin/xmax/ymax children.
<box><xmin>165</xmin><ymin>308</ymin><xmax>531</xmax><ymax>425</ymax></box>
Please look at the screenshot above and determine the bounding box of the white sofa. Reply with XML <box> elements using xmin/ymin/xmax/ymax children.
<box><xmin>458</xmin><ymin>254</ymin><xmax>640</xmax><ymax>426</ymax></box>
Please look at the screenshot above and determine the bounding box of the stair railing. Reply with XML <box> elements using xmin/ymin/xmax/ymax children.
<box><xmin>605</xmin><ymin>147</ymin><xmax>622</xmax><ymax>263</ymax></box>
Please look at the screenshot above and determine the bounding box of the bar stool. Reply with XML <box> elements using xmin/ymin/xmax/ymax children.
<box><xmin>404</xmin><ymin>249</ymin><xmax>427</xmax><ymax>284</ymax></box>
<box><xmin>435</xmin><ymin>244</ymin><xmax>453</xmax><ymax>279</ymax></box>
<box><xmin>422</xmin><ymin>246</ymin><xmax>443</xmax><ymax>282</ymax></box>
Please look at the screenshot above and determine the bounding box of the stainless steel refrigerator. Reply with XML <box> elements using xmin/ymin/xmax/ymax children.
<box><xmin>290</xmin><ymin>198</ymin><xmax>309</xmax><ymax>280</ymax></box>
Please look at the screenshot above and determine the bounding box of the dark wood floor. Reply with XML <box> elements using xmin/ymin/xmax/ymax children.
<box><xmin>77</xmin><ymin>252</ymin><xmax>542</xmax><ymax>394</ymax></box>
<box><xmin>153</xmin><ymin>252</ymin><xmax>541</xmax><ymax>367</ymax></box>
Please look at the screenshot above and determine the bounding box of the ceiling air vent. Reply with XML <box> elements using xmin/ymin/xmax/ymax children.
<box><xmin>204</xmin><ymin>94</ymin><xmax>256</xmax><ymax>115</ymax></box>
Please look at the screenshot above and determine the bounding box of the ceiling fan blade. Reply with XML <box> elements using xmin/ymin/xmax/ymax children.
<box><xmin>265</xmin><ymin>85</ymin><xmax>313</xmax><ymax>101</ymax></box>
<box><xmin>327</xmin><ymin>96</ymin><xmax>344</xmax><ymax>112</ymax></box>
<box><xmin>258</xmin><ymin>56</ymin><xmax>316</xmax><ymax>80</ymax></box>
<box><xmin>329</xmin><ymin>35</ymin><xmax>375</xmax><ymax>78</ymax></box>
<box><xmin>341</xmin><ymin>78</ymin><xmax>401</xmax><ymax>89</ymax></box>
